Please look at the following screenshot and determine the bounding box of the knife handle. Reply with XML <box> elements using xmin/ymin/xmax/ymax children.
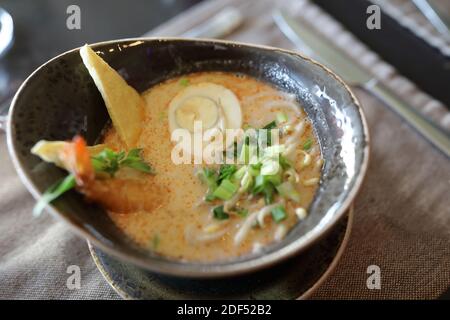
<box><xmin>363</xmin><ymin>80</ymin><xmax>450</xmax><ymax>158</ymax></box>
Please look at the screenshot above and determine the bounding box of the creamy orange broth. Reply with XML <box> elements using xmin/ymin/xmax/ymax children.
<box><xmin>102</xmin><ymin>72</ymin><xmax>322</xmax><ymax>262</ymax></box>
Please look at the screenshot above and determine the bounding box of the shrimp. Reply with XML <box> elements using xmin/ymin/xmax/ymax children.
<box><xmin>60</xmin><ymin>136</ymin><xmax>164</xmax><ymax>213</ymax></box>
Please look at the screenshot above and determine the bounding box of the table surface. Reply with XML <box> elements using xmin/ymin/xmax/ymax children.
<box><xmin>0</xmin><ymin>0</ymin><xmax>449</xmax><ymax>300</ymax></box>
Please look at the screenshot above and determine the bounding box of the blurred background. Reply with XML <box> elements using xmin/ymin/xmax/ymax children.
<box><xmin>0</xmin><ymin>0</ymin><xmax>202</xmax><ymax>113</ymax></box>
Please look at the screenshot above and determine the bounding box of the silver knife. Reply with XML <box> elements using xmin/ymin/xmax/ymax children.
<box><xmin>273</xmin><ymin>9</ymin><xmax>450</xmax><ymax>158</ymax></box>
<box><xmin>412</xmin><ymin>0</ymin><xmax>450</xmax><ymax>40</ymax></box>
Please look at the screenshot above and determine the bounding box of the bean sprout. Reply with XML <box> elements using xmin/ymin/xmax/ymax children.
<box><xmin>185</xmin><ymin>223</ymin><xmax>229</xmax><ymax>245</ymax></box>
<box><xmin>274</xmin><ymin>224</ymin><xmax>288</xmax><ymax>241</ymax></box>
<box><xmin>302</xmin><ymin>177</ymin><xmax>319</xmax><ymax>186</ymax></box>
<box><xmin>295</xmin><ymin>207</ymin><xmax>307</xmax><ymax>220</ymax></box>
<box><xmin>234</xmin><ymin>202</ymin><xmax>284</xmax><ymax>246</ymax></box>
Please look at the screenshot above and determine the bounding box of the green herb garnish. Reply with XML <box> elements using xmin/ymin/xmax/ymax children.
<box><xmin>34</xmin><ymin>147</ymin><xmax>154</xmax><ymax>216</ymax></box>
<box><xmin>213</xmin><ymin>205</ymin><xmax>229</xmax><ymax>220</ymax></box>
<box><xmin>218</xmin><ymin>164</ymin><xmax>237</xmax><ymax>184</ymax></box>
<box><xmin>276</xmin><ymin>112</ymin><xmax>288</xmax><ymax>124</ymax></box>
<box><xmin>33</xmin><ymin>174</ymin><xmax>76</xmax><ymax>216</ymax></box>
<box><xmin>279</xmin><ymin>155</ymin><xmax>291</xmax><ymax>170</ymax></box>
<box><xmin>263</xmin><ymin>121</ymin><xmax>277</xmax><ymax>130</ymax></box>
<box><xmin>179</xmin><ymin>78</ymin><xmax>190</xmax><ymax>87</ymax></box>
<box><xmin>92</xmin><ymin>148</ymin><xmax>154</xmax><ymax>177</ymax></box>
<box><xmin>303</xmin><ymin>138</ymin><xmax>313</xmax><ymax>151</ymax></box>
<box><xmin>271</xmin><ymin>206</ymin><xmax>287</xmax><ymax>223</ymax></box>
<box><xmin>276</xmin><ymin>181</ymin><xmax>301</xmax><ymax>203</ymax></box>
<box><xmin>258</xmin><ymin>121</ymin><xmax>278</xmax><ymax>147</ymax></box>
<box><xmin>236</xmin><ymin>208</ymin><xmax>249</xmax><ymax>217</ymax></box>
<box><xmin>158</xmin><ymin>111</ymin><xmax>167</xmax><ymax>121</ymax></box>
<box><xmin>252</xmin><ymin>175</ymin><xmax>276</xmax><ymax>204</ymax></box>
<box><xmin>152</xmin><ymin>234</ymin><xmax>160</xmax><ymax>250</ymax></box>
<box><xmin>213</xmin><ymin>179</ymin><xmax>238</xmax><ymax>200</ymax></box>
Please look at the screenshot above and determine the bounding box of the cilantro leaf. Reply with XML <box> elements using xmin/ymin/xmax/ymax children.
<box><xmin>92</xmin><ymin>148</ymin><xmax>154</xmax><ymax>177</ymax></box>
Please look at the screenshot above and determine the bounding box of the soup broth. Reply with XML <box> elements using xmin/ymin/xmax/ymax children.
<box><xmin>102</xmin><ymin>72</ymin><xmax>322</xmax><ymax>262</ymax></box>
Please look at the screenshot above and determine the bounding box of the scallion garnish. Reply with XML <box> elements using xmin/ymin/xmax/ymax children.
<box><xmin>303</xmin><ymin>138</ymin><xmax>313</xmax><ymax>151</ymax></box>
<box><xmin>276</xmin><ymin>181</ymin><xmax>301</xmax><ymax>203</ymax></box>
<box><xmin>271</xmin><ymin>206</ymin><xmax>287</xmax><ymax>223</ymax></box>
<box><xmin>236</xmin><ymin>208</ymin><xmax>249</xmax><ymax>217</ymax></box>
<box><xmin>213</xmin><ymin>205</ymin><xmax>229</xmax><ymax>220</ymax></box>
<box><xmin>218</xmin><ymin>164</ymin><xmax>237</xmax><ymax>184</ymax></box>
<box><xmin>276</xmin><ymin>112</ymin><xmax>288</xmax><ymax>124</ymax></box>
<box><xmin>263</xmin><ymin>121</ymin><xmax>277</xmax><ymax>130</ymax></box>
<box><xmin>279</xmin><ymin>155</ymin><xmax>291</xmax><ymax>170</ymax></box>
<box><xmin>179</xmin><ymin>78</ymin><xmax>190</xmax><ymax>87</ymax></box>
<box><xmin>198</xmin><ymin>168</ymin><xmax>218</xmax><ymax>190</ymax></box>
<box><xmin>212</xmin><ymin>179</ymin><xmax>238</xmax><ymax>200</ymax></box>
<box><xmin>152</xmin><ymin>234</ymin><xmax>160</xmax><ymax>249</ymax></box>
<box><xmin>33</xmin><ymin>174</ymin><xmax>76</xmax><ymax>216</ymax></box>
<box><xmin>196</xmin><ymin>117</ymin><xmax>318</xmax><ymax>222</ymax></box>
<box><xmin>262</xmin><ymin>183</ymin><xmax>275</xmax><ymax>205</ymax></box>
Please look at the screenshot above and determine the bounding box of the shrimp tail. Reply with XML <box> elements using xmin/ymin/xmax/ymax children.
<box><xmin>60</xmin><ymin>135</ymin><xmax>95</xmax><ymax>186</ymax></box>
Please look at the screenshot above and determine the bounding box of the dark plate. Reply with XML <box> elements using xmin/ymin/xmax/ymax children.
<box><xmin>7</xmin><ymin>38</ymin><xmax>369</xmax><ymax>277</ymax></box>
<box><xmin>89</xmin><ymin>208</ymin><xmax>352</xmax><ymax>299</ymax></box>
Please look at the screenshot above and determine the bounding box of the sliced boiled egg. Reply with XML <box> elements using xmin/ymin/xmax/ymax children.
<box><xmin>174</xmin><ymin>96</ymin><xmax>219</xmax><ymax>132</ymax></box>
<box><xmin>168</xmin><ymin>82</ymin><xmax>242</xmax><ymax>156</ymax></box>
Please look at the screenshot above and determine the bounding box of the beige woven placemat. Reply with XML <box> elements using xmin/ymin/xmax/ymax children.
<box><xmin>0</xmin><ymin>0</ymin><xmax>449</xmax><ymax>299</ymax></box>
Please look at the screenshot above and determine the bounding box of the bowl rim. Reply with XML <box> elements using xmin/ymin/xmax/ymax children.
<box><xmin>6</xmin><ymin>37</ymin><xmax>370</xmax><ymax>278</ymax></box>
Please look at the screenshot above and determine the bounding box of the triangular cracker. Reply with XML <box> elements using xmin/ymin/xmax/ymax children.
<box><xmin>79</xmin><ymin>45</ymin><xmax>143</xmax><ymax>148</ymax></box>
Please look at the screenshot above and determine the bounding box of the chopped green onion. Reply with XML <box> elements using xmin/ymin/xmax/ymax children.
<box><xmin>252</xmin><ymin>175</ymin><xmax>267</xmax><ymax>194</ymax></box>
<box><xmin>158</xmin><ymin>111</ymin><xmax>167</xmax><ymax>121</ymax></box>
<box><xmin>251</xmin><ymin>175</ymin><xmax>276</xmax><ymax>204</ymax></box>
<box><xmin>152</xmin><ymin>234</ymin><xmax>160</xmax><ymax>249</ymax></box>
<box><xmin>279</xmin><ymin>155</ymin><xmax>292</xmax><ymax>170</ymax></box>
<box><xmin>240</xmin><ymin>171</ymin><xmax>253</xmax><ymax>192</ymax></box>
<box><xmin>271</xmin><ymin>206</ymin><xmax>287</xmax><ymax>223</ymax></box>
<box><xmin>232</xmin><ymin>165</ymin><xmax>247</xmax><ymax>181</ymax></box>
<box><xmin>262</xmin><ymin>183</ymin><xmax>275</xmax><ymax>205</ymax></box>
<box><xmin>213</xmin><ymin>179</ymin><xmax>238</xmax><ymax>200</ymax></box>
<box><xmin>263</xmin><ymin>144</ymin><xmax>285</xmax><ymax>158</ymax></box>
<box><xmin>261</xmin><ymin>159</ymin><xmax>280</xmax><ymax>176</ymax></box>
<box><xmin>257</xmin><ymin>121</ymin><xmax>278</xmax><ymax>148</ymax></box>
<box><xmin>213</xmin><ymin>205</ymin><xmax>229</xmax><ymax>220</ymax></box>
<box><xmin>239</xmin><ymin>143</ymin><xmax>257</xmax><ymax>164</ymax></box>
<box><xmin>276</xmin><ymin>112</ymin><xmax>288</xmax><ymax>124</ymax></box>
<box><xmin>248</xmin><ymin>163</ymin><xmax>261</xmax><ymax>176</ymax></box>
<box><xmin>263</xmin><ymin>121</ymin><xmax>277</xmax><ymax>130</ymax></box>
<box><xmin>179</xmin><ymin>78</ymin><xmax>190</xmax><ymax>87</ymax></box>
<box><xmin>303</xmin><ymin>138</ymin><xmax>313</xmax><ymax>151</ymax></box>
<box><xmin>237</xmin><ymin>208</ymin><xmax>249</xmax><ymax>217</ymax></box>
<box><xmin>265</xmin><ymin>174</ymin><xmax>282</xmax><ymax>186</ymax></box>
<box><xmin>218</xmin><ymin>164</ymin><xmax>237</xmax><ymax>183</ymax></box>
<box><xmin>276</xmin><ymin>181</ymin><xmax>301</xmax><ymax>203</ymax></box>
<box><xmin>198</xmin><ymin>168</ymin><xmax>218</xmax><ymax>190</ymax></box>
<box><xmin>33</xmin><ymin>174</ymin><xmax>76</xmax><ymax>216</ymax></box>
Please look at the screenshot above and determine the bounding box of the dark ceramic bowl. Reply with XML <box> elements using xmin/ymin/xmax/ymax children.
<box><xmin>6</xmin><ymin>38</ymin><xmax>369</xmax><ymax>278</ymax></box>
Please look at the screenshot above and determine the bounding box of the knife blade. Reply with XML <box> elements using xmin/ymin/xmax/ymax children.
<box><xmin>412</xmin><ymin>0</ymin><xmax>450</xmax><ymax>40</ymax></box>
<box><xmin>273</xmin><ymin>9</ymin><xmax>450</xmax><ymax>158</ymax></box>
